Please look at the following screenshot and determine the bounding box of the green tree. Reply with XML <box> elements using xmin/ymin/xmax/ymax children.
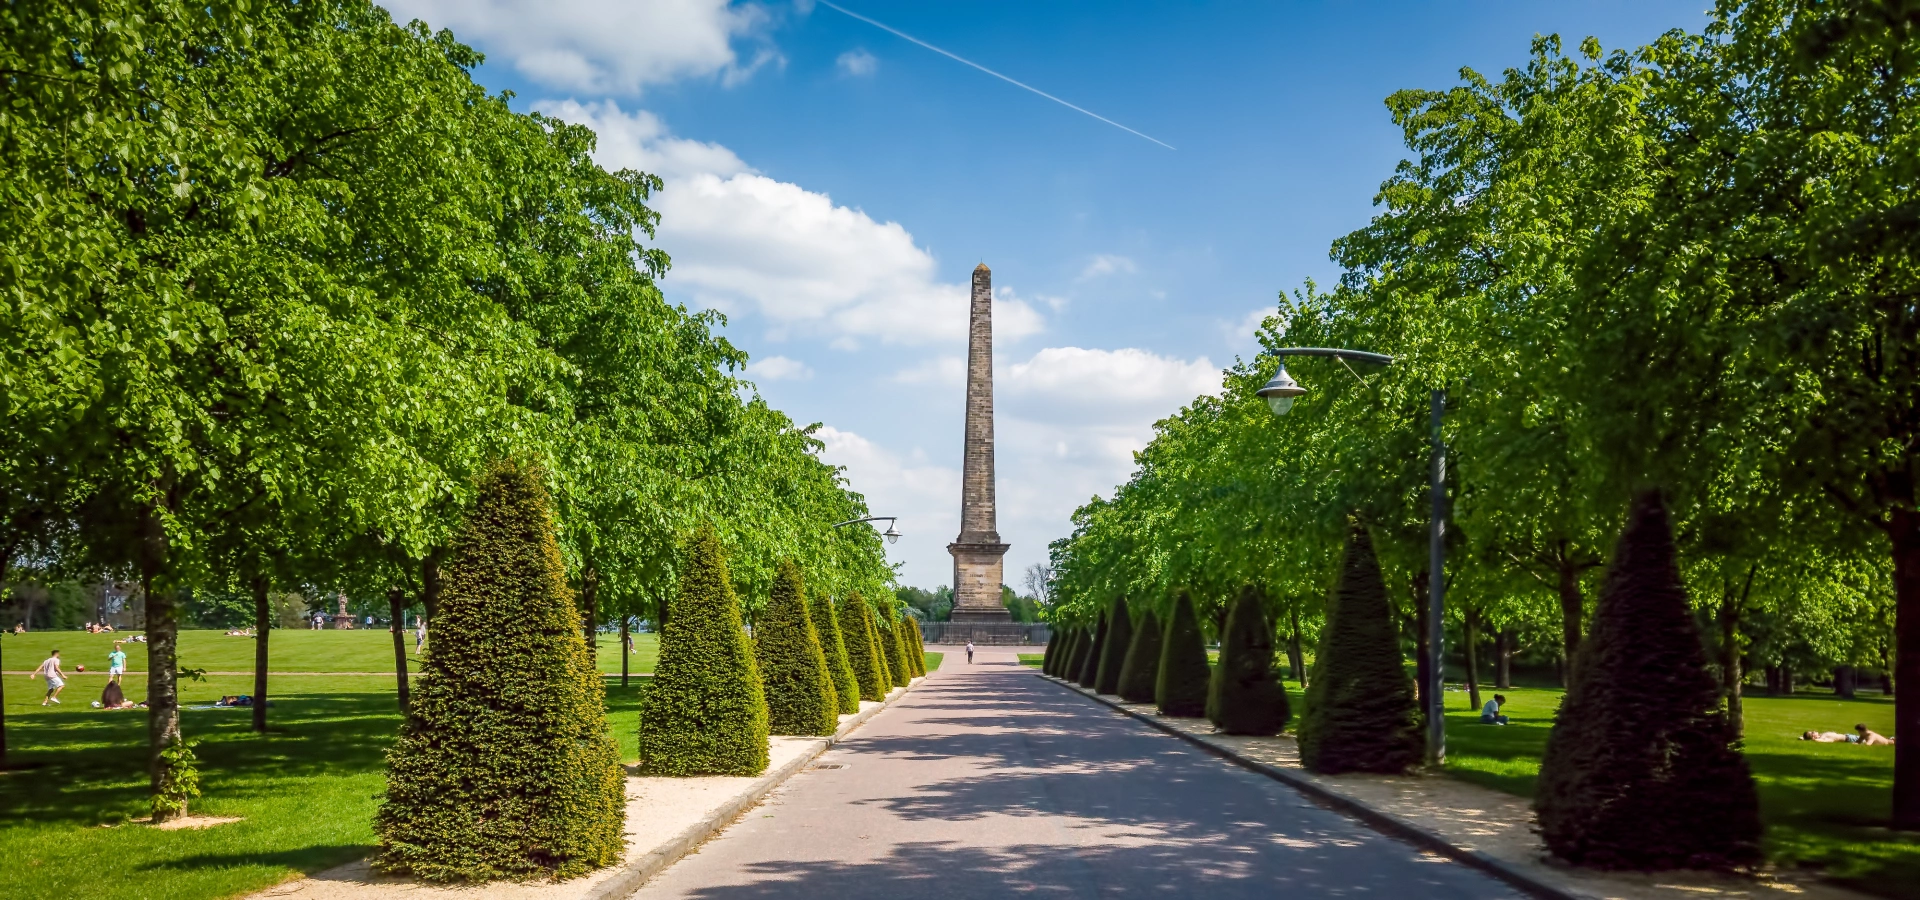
<box><xmin>1156</xmin><ymin>591</ymin><xmax>1211</xmax><ymax>717</ymax></box>
<box><xmin>1207</xmin><ymin>585</ymin><xmax>1290</xmax><ymax>735</ymax></box>
<box><xmin>755</xmin><ymin>560</ymin><xmax>837</xmax><ymax>736</ymax></box>
<box><xmin>1094</xmin><ymin>598</ymin><xmax>1133</xmax><ymax>695</ymax></box>
<box><xmin>640</xmin><ymin>527</ymin><xmax>768</xmax><ymax>776</ymax></box>
<box><xmin>1536</xmin><ymin>492</ymin><xmax>1760</xmax><ymax>868</ymax></box>
<box><xmin>1299</xmin><ymin>524</ymin><xmax>1422</xmax><ymax>774</ymax></box>
<box><xmin>1117</xmin><ymin>609</ymin><xmax>1164</xmax><ymax>703</ymax></box>
<box><xmin>839</xmin><ymin>593</ymin><xmax>888</xmax><ymax>702</ymax></box>
<box><xmin>811</xmin><ymin>589</ymin><xmax>860</xmax><ymax>715</ymax></box>
<box><xmin>373</xmin><ymin>461</ymin><xmax>622</xmax><ymax>881</ymax></box>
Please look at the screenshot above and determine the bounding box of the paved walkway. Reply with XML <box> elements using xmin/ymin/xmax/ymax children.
<box><xmin>631</xmin><ymin>647</ymin><xmax>1518</xmax><ymax>899</ymax></box>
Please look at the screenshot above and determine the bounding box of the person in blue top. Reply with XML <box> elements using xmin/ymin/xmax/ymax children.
<box><xmin>107</xmin><ymin>642</ymin><xmax>129</xmax><ymax>683</ymax></box>
<box><xmin>1480</xmin><ymin>694</ymin><xmax>1509</xmax><ymax>725</ymax></box>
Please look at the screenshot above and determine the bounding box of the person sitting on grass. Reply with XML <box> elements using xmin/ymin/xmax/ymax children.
<box><xmin>1855</xmin><ymin>724</ymin><xmax>1894</xmax><ymax>745</ymax></box>
<box><xmin>1480</xmin><ymin>694</ymin><xmax>1509</xmax><ymax>725</ymax></box>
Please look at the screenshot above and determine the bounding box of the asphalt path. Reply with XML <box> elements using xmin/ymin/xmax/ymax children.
<box><xmin>632</xmin><ymin>648</ymin><xmax>1520</xmax><ymax>899</ymax></box>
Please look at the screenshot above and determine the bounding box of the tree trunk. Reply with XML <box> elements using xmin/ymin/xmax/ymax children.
<box><xmin>1287</xmin><ymin>605</ymin><xmax>1307</xmax><ymax>688</ymax></box>
<box><xmin>580</xmin><ymin>564</ymin><xmax>598</xmax><ymax>664</ymax></box>
<box><xmin>1463</xmin><ymin>606</ymin><xmax>1481</xmax><ymax>714</ymax></box>
<box><xmin>141</xmin><ymin>500</ymin><xmax>182</xmax><ymax>820</ymax></box>
<box><xmin>1556</xmin><ymin>549</ymin><xmax>1584</xmax><ymax>686</ymax></box>
<box><xmin>419</xmin><ymin>552</ymin><xmax>442</xmax><ymax>624</ymax></box>
<box><xmin>620</xmin><ymin>614</ymin><xmax>630</xmax><ymax>688</ymax></box>
<box><xmin>387</xmin><ymin>587</ymin><xmax>410</xmax><ymax>712</ymax></box>
<box><xmin>252</xmin><ymin>575</ymin><xmax>270</xmax><ymax>733</ymax></box>
<box><xmin>1719</xmin><ymin>566</ymin><xmax>1754</xmax><ymax>736</ymax></box>
<box><xmin>1494</xmin><ymin>628</ymin><xmax>1512</xmax><ymax>690</ymax></box>
<box><xmin>1835</xmin><ymin>666</ymin><xmax>1858</xmax><ymax>699</ymax></box>
<box><xmin>1892</xmin><ymin>508</ymin><xmax>1920</xmax><ymax>829</ymax></box>
<box><xmin>1413</xmin><ymin>570</ymin><xmax>1431</xmax><ymax>715</ymax></box>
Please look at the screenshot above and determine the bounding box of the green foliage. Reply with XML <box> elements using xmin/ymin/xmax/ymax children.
<box><xmin>811</xmin><ymin>590</ymin><xmax>860</xmax><ymax>715</ymax></box>
<box><xmin>639</xmin><ymin>527</ymin><xmax>768</xmax><ymax>777</ymax></box>
<box><xmin>1155</xmin><ymin>591</ymin><xmax>1211</xmax><ymax>717</ymax></box>
<box><xmin>1299</xmin><ymin>525</ymin><xmax>1422</xmax><ymax>774</ymax></box>
<box><xmin>907</xmin><ymin>622</ymin><xmax>927</xmax><ymax>677</ymax></box>
<box><xmin>1117</xmin><ymin>610</ymin><xmax>1164</xmax><ymax>703</ymax></box>
<box><xmin>151</xmin><ymin>738</ymin><xmax>202</xmax><ymax>822</ymax></box>
<box><xmin>375</xmin><ymin>461</ymin><xmax>623</xmax><ymax>881</ymax></box>
<box><xmin>1207</xmin><ymin>585</ymin><xmax>1290</xmax><ymax>735</ymax></box>
<box><xmin>755</xmin><ymin>560</ymin><xmax>837</xmax><ymax>737</ymax></box>
<box><xmin>1094</xmin><ymin>598</ymin><xmax>1133</xmax><ymax>694</ymax></box>
<box><xmin>838</xmin><ymin>594</ymin><xmax>888</xmax><ymax>702</ymax></box>
<box><xmin>898</xmin><ymin>586</ymin><xmax>953</xmax><ymax>622</ymax></box>
<box><xmin>1536</xmin><ymin>492</ymin><xmax>1760</xmax><ymax>869</ymax></box>
<box><xmin>1076</xmin><ymin>614</ymin><xmax>1109</xmax><ymax>687</ymax></box>
<box><xmin>880</xmin><ymin>613</ymin><xmax>911</xmax><ymax>689</ymax></box>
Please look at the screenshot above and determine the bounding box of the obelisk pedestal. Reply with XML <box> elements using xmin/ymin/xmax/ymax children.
<box><xmin>948</xmin><ymin>263</ymin><xmax>1014</xmax><ymax>627</ymax></box>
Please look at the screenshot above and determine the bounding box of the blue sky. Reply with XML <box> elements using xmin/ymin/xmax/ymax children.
<box><xmin>381</xmin><ymin>0</ymin><xmax>1709</xmax><ymax>591</ymax></box>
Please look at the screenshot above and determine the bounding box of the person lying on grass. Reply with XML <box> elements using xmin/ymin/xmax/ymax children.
<box><xmin>1802</xmin><ymin>725</ymin><xmax>1894</xmax><ymax>745</ymax></box>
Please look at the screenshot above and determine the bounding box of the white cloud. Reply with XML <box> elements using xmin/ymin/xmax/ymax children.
<box><xmin>892</xmin><ymin>355</ymin><xmax>965</xmax><ymax>386</ymax></box>
<box><xmin>836</xmin><ymin>48</ymin><xmax>877</xmax><ymax>76</ymax></box>
<box><xmin>1078</xmin><ymin>253</ymin><xmax>1138</xmax><ymax>281</ymax></box>
<box><xmin>1002</xmin><ymin>346</ymin><xmax>1219</xmax><ymax>425</ymax></box>
<box><xmin>383</xmin><ymin>0</ymin><xmax>772</xmax><ymax>95</ymax></box>
<box><xmin>814</xmin><ymin>426</ymin><xmax>960</xmax><ymax>582</ymax></box>
<box><xmin>747</xmin><ymin>355</ymin><xmax>813</xmax><ymax>381</ymax></box>
<box><xmin>536</xmin><ymin>99</ymin><xmax>1046</xmax><ymax>346</ymax></box>
<box><xmin>1226</xmin><ymin>306</ymin><xmax>1274</xmax><ymax>351</ymax></box>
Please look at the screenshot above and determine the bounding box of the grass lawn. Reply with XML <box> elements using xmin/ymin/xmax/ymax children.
<box><xmin>923</xmin><ymin>652</ymin><xmax>943</xmax><ymax>672</ymax></box>
<box><xmin>2</xmin><ymin>629</ymin><xmax>660</xmax><ymax>676</ymax></box>
<box><xmin>1018</xmin><ymin>654</ymin><xmax>1044</xmax><ymax>667</ymax></box>
<box><xmin>1</xmin><ymin>647</ymin><xmax>656</xmax><ymax>900</ymax></box>
<box><xmin>1443</xmin><ymin>686</ymin><xmax>1914</xmax><ymax>898</ymax></box>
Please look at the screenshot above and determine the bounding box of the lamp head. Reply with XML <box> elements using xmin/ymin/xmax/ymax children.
<box><xmin>1256</xmin><ymin>362</ymin><xmax>1307</xmax><ymax>417</ymax></box>
<box><xmin>883</xmin><ymin>524</ymin><xmax>901</xmax><ymax>544</ymax></box>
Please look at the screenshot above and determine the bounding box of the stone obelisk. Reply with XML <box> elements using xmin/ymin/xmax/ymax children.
<box><xmin>948</xmin><ymin>263</ymin><xmax>1013</xmax><ymax>625</ymax></box>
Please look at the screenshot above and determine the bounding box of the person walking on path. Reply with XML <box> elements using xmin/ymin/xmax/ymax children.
<box><xmin>107</xmin><ymin>642</ymin><xmax>128</xmax><ymax>684</ymax></box>
<box><xmin>966</xmin><ymin>640</ymin><xmax>975</xmax><ymax>664</ymax></box>
<box><xmin>32</xmin><ymin>649</ymin><xmax>67</xmax><ymax>705</ymax></box>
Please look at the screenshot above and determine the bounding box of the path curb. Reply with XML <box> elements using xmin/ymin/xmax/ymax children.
<box><xmin>1037</xmin><ymin>674</ymin><xmax>1579</xmax><ymax>900</ymax></box>
<box><xmin>585</xmin><ymin>679</ymin><xmax>919</xmax><ymax>900</ymax></box>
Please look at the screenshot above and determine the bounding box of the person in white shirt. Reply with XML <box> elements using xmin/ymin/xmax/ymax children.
<box><xmin>965</xmin><ymin>640</ymin><xmax>975</xmax><ymax>664</ymax></box>
<box><xmin>32</xmin><ymin>649</ymin><xmax>67</xmax><ymax>705</ymax></box>
<box><xmin>1480</xmin><ymin>694</ymin><xmax>1509</xmax><ymax>725</ymax></box>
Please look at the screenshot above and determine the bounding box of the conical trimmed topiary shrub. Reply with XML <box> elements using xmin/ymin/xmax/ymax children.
<box><xmin>1298</xmin><ymin>522</ymin><xmax>1422</xmax><ymax>775</ymax></box>
<box><xmin>882</xmin><ymin>612</ymin><xmax>911</xmax><ymax>688</ymax></box>
<box><xmin>755</xmin><ymin>560</ymin><xmax>838</xmax><ymax>736</ymax></box>
<box><xmin>1077</xmin><ymin>613</ymin><xmax>1108</xmax><ymax>687</ymax></box>
<box><xmin>812</xmin><ymin>589</ymin><xmax>860</xmax><ymax>715</ymax></box>
<box><xmin>1118</xmin><ymin>609</ymin><xmax>1163</xmax><ymax>703</ymax></box>
<box><xmin>641</xmin><ymin>527</ymin><xmax>770</xmax><ymax>776</ymax></box>
<box><xmin>1041</xmin><ymin>629</ymin><xmax>1060</xmax><ymax>675</ymax></box>
<box><xmin>839</xmin><ymin>594</ymin><xmax>888</xmax><ymax>702</ymax></box>
<box><xmin>1094</xmin><ymin>598</ymin><xmax>1133</xmax><ymax>695</ymax></box>
<box><xmin>1155</xmin><ymin>590</ymin><xmax>1211</xmax><ymax>716</ymax></box>
<box><xmin>1207</xmin><ymin>584</ymin><xmax>1290</xmax><ymax>736</ymax></box>
<box><xmin>1064</xmin><ymin>626</ymin><xmax>1091</xmax><ymax>679</ymax></box>
<box><xmin>374</xmin><ymin>460</ymin><xmax>623</xmax><ymax>882</ymax></box>
<box><xmin>868</xmin><ymin>610</ymin><xmax>894</xmax><ymax>690</ymax></box>
<box><xmin>904</xmin><ymin>621</ymin><xmax>925</xmax><ymax>677</ymax></box>
<box><xmin>1536</xmin><ymin>491</ymin><xmax>1761</xmax><ymax>869</ymax></box>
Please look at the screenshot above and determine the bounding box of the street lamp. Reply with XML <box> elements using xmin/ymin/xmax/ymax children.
<box><xmin>833</xmin><ymin>516</ymin><xmax>901</xmax><ymax>544</ymax></box>
<box><xmin>1258</xmin><ymin>347</ymin><xmax>1450</xmax><ymax>768</ymax></box>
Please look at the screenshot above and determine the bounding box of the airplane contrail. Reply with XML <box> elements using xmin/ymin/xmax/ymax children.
<box><xmin>816</xmin><ymin>1</ymin><xmax>1176</xmax><ymax>150</ymax></box>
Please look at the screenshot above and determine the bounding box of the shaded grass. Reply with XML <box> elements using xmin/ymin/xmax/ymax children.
<box><xmin>1443</xmin><ymin>687</ymin><xmax>1914</xmax><ymax>898</ymax></box>
<box><xmin>1</xmin><ymin>671</ymin><xmax>654</xmax><ymax>900</ymax></box>
<box><xmin>1</xmin><ymin>630</ymin><xmax>659</xmax><ymax>675</ymax></box>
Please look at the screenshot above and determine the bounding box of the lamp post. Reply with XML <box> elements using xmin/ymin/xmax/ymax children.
<box><xmin>1257</xmin><ymin>348</ymin><xmax>1449</xmax><ymax>768</ymax></box>
<box><xmin>833</xmin><ymin>516</ymin><xmax>902</xmax><ymax>545</ymax></box>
